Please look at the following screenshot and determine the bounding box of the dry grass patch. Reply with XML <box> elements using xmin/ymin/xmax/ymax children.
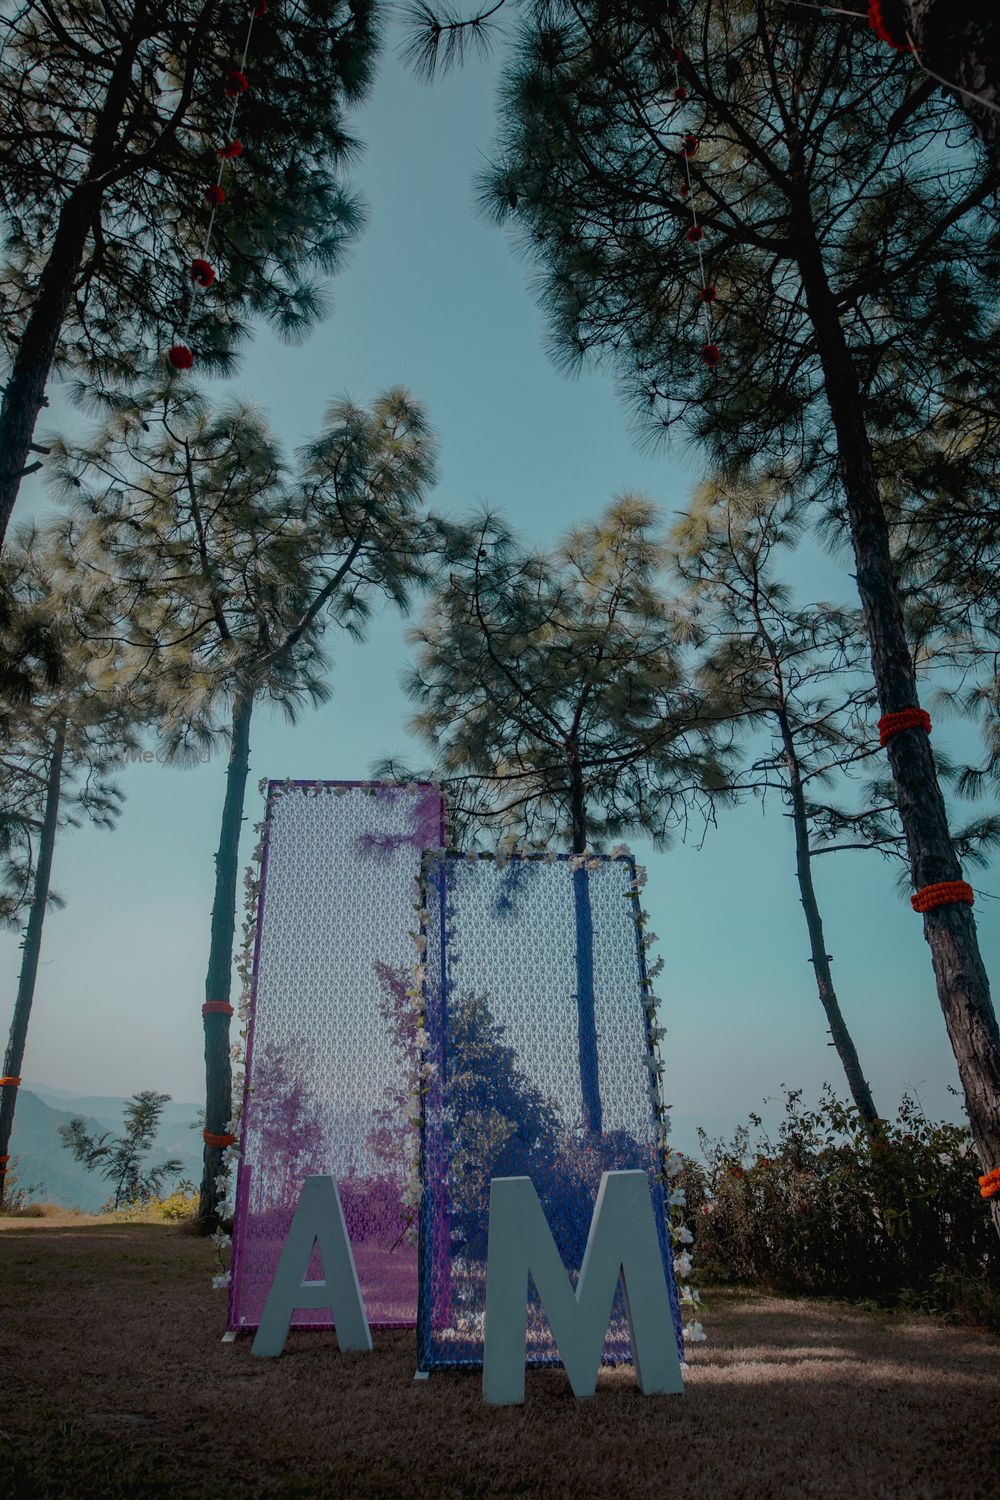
<box><xmin>1</xmin><ymin>1223</ymin><xmax>998</xmax><ymax>1498</ymax></box>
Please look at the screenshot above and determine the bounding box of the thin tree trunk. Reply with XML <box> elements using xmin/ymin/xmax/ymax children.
<box><xmin>793</xmin><ymin>198</ymin><xmax>1000</xmax><ymax>1232</ymax></box>
<box><xmin>568</xmin><ymin>750</ymin><xmax>602</xmax><ymax>1135</ymax></box>
<box><xmin>0</xmin><ymin>5</ymin><xmax>148</xmax><ymax>548</ymax></box>
<box><xmin>0</xmin><ymin>722</ymin><xmax>66</xmax><ymax>1205</ymax></box>
<box><xmin>198</xmin><ymin>686</ymin><xmax>254</xmax><ymax>1229</ymax></box>
<box><xmin>776</xmin><ymin>707</ymin><xmax>880</xmax><ymax>1127</ymax></box>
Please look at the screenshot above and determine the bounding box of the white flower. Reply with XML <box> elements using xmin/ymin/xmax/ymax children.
<box><xmin>545</xmin><ymin>850</ymin><xmax>557</xmax><ymax>863</ymax></box>
<box><xmin>585</xmin><ymin>857</ymin><xmax>603</xmax><ymax>872</ymax></box>
<box><xmin>673</xmin><ymin>1251</ymin><xmax>693</xmax><ymax>1279</ymax></box>
<box><xmin>683</xmin><ymin>1321</ymin><xmax>706</xmax><ymax>1343</ymax></box>
<box><xmin>646</xmin><ymin>957</ymin><xmax>665</xmax><ymax>979</ymax></box>
<box><xmin>641</xmin><ymin>931</ymin><xmax>658</xmax><ymax>949</ymax></box>
<box><xmin>664</xmin><ymin>1150</ymin><xmax>684</xmax><ymax>1178</ymax></box>
<box><xmin>669</xmin><ymin>1186</ymin><xmax>687</xmax><ymax>1207</ymax></box>
<box><xmin>211</xmin><ymin>1230</ymin><xmax>232</xmax><ymax>1249</ymax></box>
<box><xmin>680</xmin><ymin>1284</ymin><xmax>701</xmax><ymax>1307</ymax></box>
<box><xmin>609</xmin><ymin>843</ymin><xmax>631</xmax><ymax>860</ymax></box>
<box><xmin>633</xmin><ymin>864</ymin><xmax>647</xmax><ymax>886</ymax></box>
<box><xmin>212</xmin><ymin>1272</ymin><xmax>232</xmax><ymax>1291</ymax></box>
<box><xmin>672</xmin><ymin>1224</ymin><xmax>694</xmax><ymax>1246</ymax></box>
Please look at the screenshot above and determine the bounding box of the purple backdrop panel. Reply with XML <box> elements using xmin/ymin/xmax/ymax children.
<box><xmin>417</xmin><ymin>852</ymin><xmax>684</xmax><ymax>1370</ymax></box>
<box><xmin>228</xmin><ymin>780</ymin><xmax>443</xmax><ymax>1332</ymax></box>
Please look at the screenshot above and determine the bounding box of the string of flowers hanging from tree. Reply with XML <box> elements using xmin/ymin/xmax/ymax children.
<box><xmin>168</xmin><ymin>2</ymin><xmax>269</xmax><ymax>372</ymax></box>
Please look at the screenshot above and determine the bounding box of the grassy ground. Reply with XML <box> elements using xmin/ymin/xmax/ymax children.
<box><xmin>1</xmin><ymin>1221</ymin><xmax>998</xmax><ymax>1499</ymax></box>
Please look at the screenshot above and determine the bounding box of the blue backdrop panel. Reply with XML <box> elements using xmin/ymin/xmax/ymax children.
<box><xmin>416</xmin><ymin>852</ymin><xmax>684</xmax><ymax>1370</ymax></box>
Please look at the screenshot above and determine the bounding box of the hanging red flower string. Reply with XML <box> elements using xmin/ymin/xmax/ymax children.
<box><xmin>662</xmin><ymin>7</ymin><xmax>720</xmax><ymax>370</ymax></box>
<box><xmin>868</xmin><ymin>0</ymin><xmax>912</xmax><ymax>52</ymax></box>
<box><xmin>166</xmin><ymin>4</ymin><xmax>265</xmax><ymax>374</ymax></box>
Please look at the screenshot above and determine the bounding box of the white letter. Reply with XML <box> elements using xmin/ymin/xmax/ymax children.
<box><xmin>251</xmin><ymin>1176</ymin><xmax>372</xmax><ymax>1358</ymax></box>
<box><xmin>482</xmin><ymin>1170</ymin><xmax>683</xmax><ymax>1404</ymax></box>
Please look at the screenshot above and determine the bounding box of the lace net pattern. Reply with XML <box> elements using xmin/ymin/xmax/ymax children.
<box><xmin>228</xmin><ymin>781</ymin><xmax>443</xmax><ymax>1331</ymax></box>
<box><xmin>417</xmin><ymin>853</ymin><xmax>684</xmax><ymax>1369</ymax></box>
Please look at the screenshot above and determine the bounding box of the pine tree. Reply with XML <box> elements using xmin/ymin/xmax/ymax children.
<box><xmin>471</xmin><ymin>0</ymin><xmax>1000</xmax><ymax>1232</ymax></box>
<box><xmin>0</xmin><ymin>527</ymin><xmax>138</xmax><ymax>1206</ymax></box>
<box><xmin>670</xmin><ymin>475</ymin><xmax>1000</xmax><ymax>1128</ymax></box>
<box><xmin>0</xmin><ymin>0</ymin><xmax>378</xmax><ymax>546</ymax></box>
<box><xmin>395</xmin><ymin>494</ymin><xmax>739</xmax><ymax>1133</ymax></box>
<box><xmin>59</xmin><ymin>1090</ymin><xmax>182</xmax><ymax>1211</ymax></box>
<box><xmin>46</xmin><ymin>381</ymin><xmax>440</xmax><ymax>1227</ymax></box>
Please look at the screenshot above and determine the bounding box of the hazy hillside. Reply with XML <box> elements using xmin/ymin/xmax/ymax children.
<box><xmin>9</xmin><ymin>1085</ymin><xmax>203</xmax><ymax>1212</ymax></box>
<box><xmin>9</xmin><ymin>1080</ymin><xmax>773</xmax><ymax>1212</ymax></box>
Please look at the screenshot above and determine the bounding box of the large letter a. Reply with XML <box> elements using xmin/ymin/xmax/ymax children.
<box><xmin>251</xmin><ymin>1175</ymin><xmax>372</xmax><ymax>1357</ymax></box>
<box><xmin>482</xmin><ymin>1170</ymin><xmax>683</xmax><ymax>1404</ymax></box>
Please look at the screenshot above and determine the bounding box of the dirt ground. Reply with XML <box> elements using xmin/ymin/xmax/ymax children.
<box><xmin>1</xmin><ymin>1221</ymin><xmax>998</xmax><ymax>1500</ymax></box>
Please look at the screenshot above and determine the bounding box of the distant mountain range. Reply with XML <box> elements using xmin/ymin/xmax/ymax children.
<box><xmin>8</xmin><ymin>1082</ymin><xmax>774</xmax><ymax>1212</ymax></box>
<box><xmin>10</xmin><ymin>1084</ymin><xmax>203</xmax><ymax>1212</ymax></box>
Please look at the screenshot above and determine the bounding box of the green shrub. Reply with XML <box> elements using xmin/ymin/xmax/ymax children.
<box><xmin>685</xmin><ymin>1087</ymin><xmax>1000</xmax><ymax>1326</ymax></box>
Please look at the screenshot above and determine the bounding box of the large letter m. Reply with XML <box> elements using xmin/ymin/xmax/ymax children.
<box><xmin>483</xmin><ymin>1170</ymin><xmax>684</xmax><ymax>1404</ymax></box>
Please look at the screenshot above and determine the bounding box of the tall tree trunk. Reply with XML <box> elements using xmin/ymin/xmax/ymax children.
<box><xmin>0</xmin><ymin>722</ymin><xmax>66</xmax><ymax>1205</ymax></box>
<box><xmin>198</xmin><ymin>686</ymin><xmax>254</xmax><ymax>1229</ymax></box>
<box><xmin>568</xmin><ymin>749</ymin><xmax>602</xmax><ymax>1135</ymax></box>
<box><xmin>776</xmin><ymin>707</ymin><xmax>880</xmax><ymax>1127</ymax></box>
<box><xmin>793</xmin><ymin>198</ymin><xmax>1000</xmax><ymax>1232</ymax></box>
<box><xmin>0</xmin><ymin>5</ymin><xmax>148</xmax><ymax>548</ymax></box>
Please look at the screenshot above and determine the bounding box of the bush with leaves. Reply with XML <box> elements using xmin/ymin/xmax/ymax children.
<box><xmin>686</xmin><ymin>1087</ymin><xmax>1000</xmax><ymax>1320</ymax></box>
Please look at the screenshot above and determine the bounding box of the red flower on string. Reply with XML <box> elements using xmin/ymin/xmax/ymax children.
<box><xmin>251</xmin><ymin>1</ymin><xmax>268</xmax><ymax>13</ymax></box>
<box><xmin>217</xmin><ymin>140</ymin><xmax>243</xmax><ymax>159</ymax></box>
<box><xmin>674</xmin><ymin>85</ymin><xmax>688</xmax><ymax>102</ymax></box>
<box><xmin>204</xmin><ymin>184</ymin><xmax>225</xmax><ymax>207</ymax></box>
<box><xmin>700</xmin><ymin>343</ymin><xmax>721</xmax><ymax>368</ymax></box>
<box><xmin>698</xmin><ymin>285</ymin><xmax>717</xmax><ymax>303</ymax></box>
<box><xmin>680</xmin><ymin>134</ymin><xmax>699</xmax><ymax>158</ymax></box>
<box><xmin>679</xmin><ymin>182</ymin><xmax>690</xmax><ymax>199</ymax></box>
<box><xmin>668</xmin><ymin>45</ymin><xmax>683</xmax><ymax>63</ymax></box>
<box><xmin>190</xmin><ymin>258</ymin><xmax>216</xmax><ymax>288</ymax></box>
<box><xmin>225</xmin><ymin>70</ymin><xmax>249</xmax><ymax>97</ymax></box>
<box><xmin>168</xmin><ymin>344</ymin><xmax>194</xmax><ymax>370</ymax></box>
<box><xmin>868</xmin><ymin>0</ymin><xmax>910</xmax><ymax>51</ymax></box>
<box><xmin>687</xmin><ymin>224</ymin><xmax>704</xmax><ymax>243</ymax></box>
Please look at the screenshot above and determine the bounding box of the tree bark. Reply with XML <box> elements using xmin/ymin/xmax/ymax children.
<box><xmin>793</xmin><ymin>198</ymin><xmax>1000</xmax><ymax>1233</ymax></box>
<box><xmin>0</xmin><ymin>721</ymin><xmax>66</xmax><ymax>1205</ymax></box>
<box><xmin>198</xmin><ymin>686</ymin><xmax>254</xmax><ymax>1229</ymax></box>
<box><xmin>776</xmin><ymin>706</ymin><xmax>880</xmax><ymax>1127</ymax></box>
<box><xmin>906</xmin><ymin>1</ymin><xmax>999</xmax><ymax>163</ymax></box>
<box><xmin>0</xmin><ymin>4</ymin><xmax>148</xmax><ymax>548</ymax></box>
<box><xmin>568</xmin><ymin>748</ymin><xmax>602</xmax><ymax>1135</ymax></box>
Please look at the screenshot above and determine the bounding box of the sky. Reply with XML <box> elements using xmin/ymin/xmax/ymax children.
<box><xmin>4</xmin><ymin>19</ymin><xmax>998</xmax><ymax>1151</ymax></box>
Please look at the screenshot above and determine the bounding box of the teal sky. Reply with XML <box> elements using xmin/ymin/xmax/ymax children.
<box><xmin>5</xmin><ymin>24</ymin><xmax>998</xmax><ymax>1148</ymax></box>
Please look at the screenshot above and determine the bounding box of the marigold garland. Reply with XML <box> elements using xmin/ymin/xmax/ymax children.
<box><xmin>202</xmin><ymin>1001</ymin><xmax>234</xmax><ymax>1016</ymax></box>
<box><xmin>910</xmin><ymin>880</ymin><xmax>975</xmax><ymax>913</ymax></box>
<box><xmin>0</xmin><ymin>1076</ymin><xmax>22</xmax><ymax>1087</ymax></box>
<box><xmin>0</xmin><ymin>1154</ymin><xmax>9</xmax><ymax>1165</ymax></box>
<box><xmin>203</xmin><ymin>1130</ymin><xmax>237</xmax><ymax>1149</ymax></box>
<box><xmin>878</xmin><ymin>706</ymin><xmax>931</xmax><ymax>747</ymax></box>
<box><xmin>978</xmin><ymin>1166</ymin><xmax>1000</xmax><ymax>1200</ymax></box>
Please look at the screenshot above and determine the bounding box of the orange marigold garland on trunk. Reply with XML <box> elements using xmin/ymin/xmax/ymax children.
<box><xmin>978</xmin><ymin>1166</ymin><xmax>1000</xmax><ymax>1200</ymax></box>
<box><xmin>910</xmin><ymin>880</ymin><xmax>975</xmax><ymax>914</ymax></box>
